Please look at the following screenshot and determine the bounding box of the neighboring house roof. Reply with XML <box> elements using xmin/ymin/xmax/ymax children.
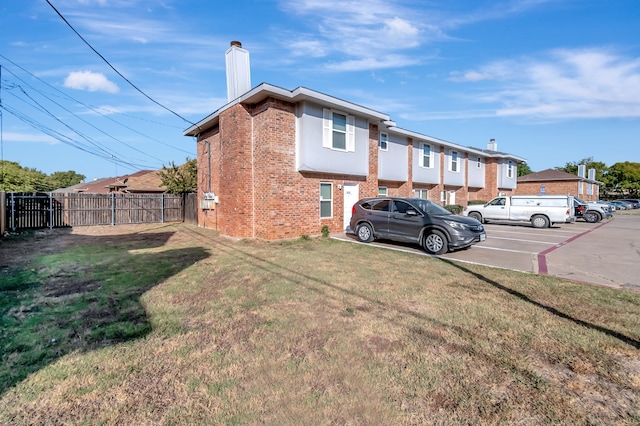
<box><xmin>184</xmin><ymin>82</ymin><xmax>526</xmax><ymax>163</ymax></box>
<box><xmin>55</xmin><ymin>170</ymin><xmax>166</xmax><ymax>193</ymax></box>
<box><xmin>518</xmin><ymin>168</ymin><xmax>601</xmax><ymax>184</ymax></box>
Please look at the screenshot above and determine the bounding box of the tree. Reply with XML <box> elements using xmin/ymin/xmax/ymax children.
<box><xmin>0</xmin><ymin>160</ymin><xmax>49</xmax><ymax>192</ymax></box>
<box><xmin>47</xmin><ymin>170</ymin><xmax>86</xmax><ymax>190</ymax></box>
<box><xmin>555</xmin><ymin>157</ymin><xmax>608</xmax><ymax>182</ymax></box>
<box><xmin>607</xmin><ymin>162</ymin><xmax>640</xmax><ymax>197</ymax></box>
<box><xmin>158</xmin><ymin>158</ymin><xmax>197</xmax><ymax>194</ymax></box>
<box><xmin>517</xmin><ymin>162</ymin><xmax>532</xmax><ymax>177</ymax></box>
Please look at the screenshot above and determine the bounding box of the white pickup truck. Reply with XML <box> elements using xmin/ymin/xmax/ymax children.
<box><xmin>462</xmin><ymin>195</ymin><xmax>575</xmax><ymax>228</ymax></box>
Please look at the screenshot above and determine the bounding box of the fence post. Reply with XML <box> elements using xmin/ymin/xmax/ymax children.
<box><xmin>111</xmin><ymin>193</ymin><xmax>115</xmax><ymax>226</ymax></box>
<box><xmin>161</xmin><ymin>193</ymin><xmax>165</xmax><ymax>223</ymax></box>
<box><xmin>0</xmin><ymin>192</ymin><xmax>5</xmax><ymax>236</ymax></box>
<box><xmin>49</xmin><ymin>192</ymin><xmax>53</xmax><ymax>230</ymax></box>
<box><xmin>10</xmin><ymin>192</ymin><xmax>15</xmax><ymax>231</ymax></box>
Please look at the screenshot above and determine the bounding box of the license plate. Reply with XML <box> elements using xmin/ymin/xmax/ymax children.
<box><xmin>479</xmin><ymin>234</ymin><xmax>486</xmax><ymax>242</ymax></box>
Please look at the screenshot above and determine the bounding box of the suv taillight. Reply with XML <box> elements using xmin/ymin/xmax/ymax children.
<box><xmin>352</xmin><ymin>204</ymin><xmax>357</xmax><ymax>214</ymax></box>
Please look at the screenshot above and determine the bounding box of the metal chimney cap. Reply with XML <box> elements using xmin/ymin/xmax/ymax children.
<box><xmin>230</xmin><ymin>41</ymin><xmax>242</xmax><ymax>48</ymax></box>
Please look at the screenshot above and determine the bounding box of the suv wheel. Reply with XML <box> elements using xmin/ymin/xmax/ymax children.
<box><xmin>356</xmin><ymin>223</ymin><xmax>374</xmax><ymax>243</ymax></box>
<box><xmin>422</xmin><ymin>230</ymin><xmax>448</xmax><ymax>255</ymax></box>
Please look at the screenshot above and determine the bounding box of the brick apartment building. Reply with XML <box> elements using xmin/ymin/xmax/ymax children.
<box><xmin>184</xmin><ymin>42</ymin><xmax>525</xmax><ymax>240</ymax></box>
<box><xmin>515</xmin><ymin>168</ymin><xmax>602</xmax><ymax>202</ymax></box>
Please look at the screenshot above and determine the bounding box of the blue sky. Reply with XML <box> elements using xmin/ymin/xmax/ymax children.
<box><xmin>1</xmin><ymin>0</ymin><xmax>639</xmax><ymax>184</ymax></box>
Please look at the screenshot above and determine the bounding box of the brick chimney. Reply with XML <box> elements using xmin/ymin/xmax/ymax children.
<box><xmin>225</xmin><ymin>41</ymin><xmax>251</xmax><ymax>103</ymax></box>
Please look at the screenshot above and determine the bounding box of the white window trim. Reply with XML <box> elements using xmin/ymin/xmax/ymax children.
<box><xmin>320</xmin><ymin>182</ymin><xmax>333</xmax><ymax>218</ymax></box>
<box><xmin>476</xmin><ymin>157</ymin><xmax>482</xmax><ymax>169</ymax></box>
<box><xmin>379</xmin><ymin>132</ymin><xmax>388</xmax><ymax>151</ymax></box>
<box><xmin>449</xmin><ymin>150</ymin><xmax>459</xmax><ymax>173</ymax></box>
<box><xmin>413</xmin><ymin>188</ymin><xmax>428</xmax><ymax>199</ymax></box>
<box><xmin>420</xmin><ymin>143</ymin><xmax>432</xmax><ymax>168</ymax></box>
<box><xmin>506</xmin><ymin>160</ymin><xmax>514</xmax><ymax>178</ymax></box>
<box><xmin>378</xmin><ymin>186</ymin><xmax>388</xmax><ymax>196</ymax></box>
<box><xmin>322</xmin><ymin>108</ymin><xmax>355</xmax><ymax>152</ymax></box>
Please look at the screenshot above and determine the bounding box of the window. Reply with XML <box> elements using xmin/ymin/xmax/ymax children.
<box><xmin>507</xmin><ymin>160</ymin><xmax>514</xmax><ymax>178</ymax></box>
<box><xmin>320</xmin><ymin>183</ymin><xmax>332</xmax><ymax>218</ymax></box>
<box><xmin>378</xmin><ymin>186</ymin><xmax>388</xmax><ymax>196</ymax></box>
<box><xmin>413</xmin><ymin>189</ymin><xmax>428</xmax><ymax>199</ymax></box>
<box><xmin>379</xmin><ymin>132</ymin><xmax>388</xmax><ymax>151</ymax></box>
<box><xmin>371</xmin><ymin>199</ymin><xmax>390</xmax><ymax>211</ymax></box>
<box><xmin>323</xmin><ymin>109</ymin><xmax>355</xmax><ymax>152</ymax></box>
<box><xmin>420</xmin><ymin>143</ymin><xmax>431</xmax><ymax>168</ymax></box>
<box><xmin>450</xmin><ymin>150</ymin><xmax>459</xmax><ymax>172</ymax></box>
<box><xmin>477</xmin><ymin>157</ymin><xmax>482</xmax><ymax>169</ymax></box>
<box><xmin>332</xmin><ymin>113</ymin><xmax>346</xmax><ymax>150</ymax></box>
<box><xmin>393</xmin><ymin>201</ymin><xmax>413</xmax><ymax>214</ymax></box>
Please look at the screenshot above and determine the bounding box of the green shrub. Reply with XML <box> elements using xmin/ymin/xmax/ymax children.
<box><xmin>321</xmin><ymin>225</ymin><xmax>330</xmax><ymax>238</ymax></box>
<box><xmin>445</xmin><ymin>204</ymin><xmax>463</xmax><ymax>214</ymax></box>
<box><xmin>468</xmin><ymin>200</ymin><xmax>487</xmax><ymax>205</ymax></box>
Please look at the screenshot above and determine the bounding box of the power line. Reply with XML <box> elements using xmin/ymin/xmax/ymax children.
<box><xmin>45</xmin><ymin>0</ymin><xmax>198</xmax><ymax>128</ymax></box>
<box><xmin>0</xmin><ymin>54</ymin><xmax>194</xmax><ymax>157</ymax></box>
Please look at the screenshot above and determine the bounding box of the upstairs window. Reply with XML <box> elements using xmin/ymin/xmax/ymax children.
<box><xmin>378</xmin><ymin>186</ymin><xmax>388</xmax><ymax>196</ymax></box>
<box><xmin>420</xmin><ymin>143</ymin><xmax>432</xmax><ymax>168</ymax></box>
<box><xmin>477</xmin><ymin>157</ymin><xmax>482</xmax><ymax>168</ymax></box>
<box><xmin>450</xmin><ymin>150</ymin><xmax>459</xmax><ymax>172</ymax></box>
<box><xmin>379</xmin><ymin>132</ymin><xmax>388</xmax><ymax>151</ymax></box>
<box><xmin>323</xmin><ymin>109</ymin><xmax>355</xmax><ymax>152</ymax></box>
<box><xmin>507</xmin><ymin>160</ymin><xmax>514</xmax><ymax>178</ymax></box>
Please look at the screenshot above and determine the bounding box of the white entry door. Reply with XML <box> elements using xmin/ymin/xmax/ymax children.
<box><xmin>448</xmin><ymin>190</ymin><xmax>456</xmax><ymax>205</ymax></box>
<box><xmin>343</xmin><ymin>183</ymin><xmax>359</xmax><ymax>231</ymax></box>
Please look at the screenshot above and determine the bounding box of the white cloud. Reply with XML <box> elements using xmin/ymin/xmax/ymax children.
<box><xmin>326</xmin><ymin>55</ymin><xmax>421</xmax><ymax>72</ymax></box>
<box><xmin>452</xmin><ymin>48</ymin><xmax>640</xmax><ymax>119</ymax></box>
<box><xmin>64</xmin><ymin>71</ymin><xmax>120</xmax><ymax>93</ymax></box>
<box><xmin>3</xmin><ymin>132</ymin><xmax>59</xmax><ymax>144</ymax></box>
<box><xmin>279</xmin><ymin>0</ymin><xmax>429</xmax><ymax>71</ymax></box>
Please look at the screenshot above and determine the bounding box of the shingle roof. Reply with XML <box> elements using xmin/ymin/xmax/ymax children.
<box><xmin>517</xmin><ymin>168</ymin><xmax>599</xmax><ymax>183</ymax></box>
<box><xmin>54</xmin><ymin>170</ymin><xmax>166</xmax><ymax>193</ymax></box>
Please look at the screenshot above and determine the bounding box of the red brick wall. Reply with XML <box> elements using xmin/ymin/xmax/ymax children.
<box><xmin>514</xmin><ymin>180</ymin><xmax>600</xmax><ymax>201</ymax></box>
<box><xmin>196</xmin><ymin>98</ymin><xmax>518</xmax><ymax>239</ymax></box>
<box><xmin>196</xmin><ymin>126</ymin><xmax>219</xmax><ymax>231</ymax></box>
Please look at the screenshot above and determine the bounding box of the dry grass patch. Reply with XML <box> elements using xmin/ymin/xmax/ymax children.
<box><xmin>1</xmin><ymin>223</ymin><xmax>638</xmax><ymax>425</ymax></box>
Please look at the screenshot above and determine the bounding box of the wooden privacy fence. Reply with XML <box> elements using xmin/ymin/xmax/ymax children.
<box><xmin>3</xmin><ymin>192</ymin><xmax>198</xmax><ymax>232</ymax></box>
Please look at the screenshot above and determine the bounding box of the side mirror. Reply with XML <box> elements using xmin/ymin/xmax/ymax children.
<box><xmin>406</xmin><ymin>209</ymin><xmax>418</xmax><ymax>216</ymax></box>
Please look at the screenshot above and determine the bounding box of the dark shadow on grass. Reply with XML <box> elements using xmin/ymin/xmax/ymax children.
<box><xmin>182</xmin><ymin>226</ymin><xmax>640</xmax><ymax>351</ymax></box>
<box><xmin>438</xmin><ymin>258</ymin><xmax>640</xmax><ymax>349</ymax></box>
<box><xmin>0</xmin><ymin>229</ymin><xmax>209</xmax><ymax>395</ymax></box>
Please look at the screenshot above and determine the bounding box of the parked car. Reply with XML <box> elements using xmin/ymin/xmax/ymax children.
<box><xmin>595</xmin><ymin>200</ymin><xmax>615</xmax><ymax>211</ymax></box>
<box><xmin>573</xmin><ymin>197</ymin><xmax>612</xmax><ymax>223</ymax></box>
<box><xmin>614</xmin><ymin>200</ymin><xmax>635</xmax><ymax>210</ymax></box>
<box><xmin>607</xmin><ymin>201</ymin><xmax>627</xmax><ymax>210</ymax></box>
<box><xmin>619</xmin><ymin>199</ymin><xmax>640</xmax><ymax>209</ymax></box>
<box><xmin>350</xmin><ymin>197</ymin><xmax>486</xmax><ymax>255</ymax></box>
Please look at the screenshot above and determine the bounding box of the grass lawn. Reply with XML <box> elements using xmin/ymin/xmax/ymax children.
<box><xmin>1</xmin><ymin>223</ymin><xmax>638</xmax><ymax>425</ymax></box>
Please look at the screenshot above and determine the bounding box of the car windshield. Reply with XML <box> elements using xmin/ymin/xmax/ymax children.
<box><xmin>574</xmin><ymin>197</ymin><xmax>587</xmax><ymax>204</ymax></box>
<box><xmin>412</xmin><ymin>199</ymin><xmax>452</xmax><ymax>215</ymax></box>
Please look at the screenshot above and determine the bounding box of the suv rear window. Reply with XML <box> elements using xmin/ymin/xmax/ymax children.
<box><xmin>359</xmin><ymin>200</ymin><xmax>392</xmax><ymax>211</ymax></box>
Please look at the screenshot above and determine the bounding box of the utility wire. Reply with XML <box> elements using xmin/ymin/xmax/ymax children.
<box><xmin>45</xmin><ymin>0</ymin><xmax>198</xmax><ymax>127</ymax></box>
<box><xmin>0</xmin><ymin>54</ymin><xmax>194</xmax><ymax>156</ymax></box>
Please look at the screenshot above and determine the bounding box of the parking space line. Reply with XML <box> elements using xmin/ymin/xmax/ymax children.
<box><xmin>488</xmin><ymin>236</ymin><xmax>559</xmax><ymax>244</ymax></box>
<box><xmin>474</xmin><ymin>245</ymin><xmax>535</xmax><ymax>254</ymax></box>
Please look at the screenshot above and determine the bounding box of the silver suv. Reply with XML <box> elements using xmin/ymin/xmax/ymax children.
<box><xmin>349</xmin><ymin>197</ymin><xmax>486</xmax><ymax>255</ymax></box>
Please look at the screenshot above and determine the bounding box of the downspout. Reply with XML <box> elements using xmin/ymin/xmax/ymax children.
<box><xmin>251</xmin><ymin>106</ymin><xmax>255</xmax><ymax>238</ymax></box>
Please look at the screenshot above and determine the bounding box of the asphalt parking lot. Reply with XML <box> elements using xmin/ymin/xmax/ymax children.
<box><xmin>334</xmin><ymin>215</ymin><xmax>640</xmax><ymax>293</ymax></box>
